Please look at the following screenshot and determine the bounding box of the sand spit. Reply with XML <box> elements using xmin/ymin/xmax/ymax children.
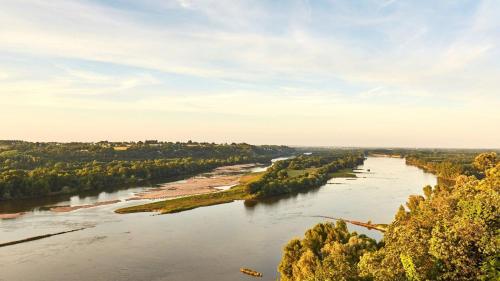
<box><xmin>0</xmin><ymin>212</ymin><xmax>26</xmax><ymax>220</ymax></box>
<box><xmin>128</xmin><ymin>163</ymin><xmax>261</xmax><ymax>200</ymax></box>
<box><xmin>211</xmin><ymin>164</ymin><xmax>260</xmax><ymax>174</ymax></box>
<box><xmin>50</xmin><ymin>200</ymin><xmax>121</xmax><ymax>212</ymax></box>
<box><xmin>0</xmin><ymin>228</ymin><xmax>87</xmax><ymax>248</ymax></box>
<box><xmin>130</xmin><ymin>176</ymin><xmax>241</xmax><ymax>200</ymax></box>
<box><xmin>42</xmin><ymin>164</ymin><xmax>262</xmax><ymax>211</ymax></box>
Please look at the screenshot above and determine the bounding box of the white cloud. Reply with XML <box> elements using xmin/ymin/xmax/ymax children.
<box><xmin>0</xmin><ymin>0</ymin><xmax>498</xmax><ymax>147</ymax></box>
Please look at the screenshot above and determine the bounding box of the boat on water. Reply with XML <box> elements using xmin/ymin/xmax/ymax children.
<box><xmin>240</xmin><ymin>268</ymin><xmax>263</xmax><ymax>277</ymax></box>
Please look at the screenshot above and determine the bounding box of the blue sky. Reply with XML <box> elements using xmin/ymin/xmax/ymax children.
<box><xmin>0</xmin><ymin>0</ymin><xmax>499</xmax><ymax>147</ymax></box>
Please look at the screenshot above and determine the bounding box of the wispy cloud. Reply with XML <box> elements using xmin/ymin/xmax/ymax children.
<box><xmin>0</xmin><ymin>0</ymin><xmax>498</xmax><ymax>147</ymax></box>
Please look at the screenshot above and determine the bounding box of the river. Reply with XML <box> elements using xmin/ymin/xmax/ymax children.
<box><xmin>0</xmin><ymin>157</ymin><xmax>436</xmax><ymax>281</ymax></box>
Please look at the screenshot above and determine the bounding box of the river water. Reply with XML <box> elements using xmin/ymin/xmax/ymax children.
<box><xmin>0</xmin><ymin>157</ymin><xmax>436</xmax><ymax>281</ymax></box>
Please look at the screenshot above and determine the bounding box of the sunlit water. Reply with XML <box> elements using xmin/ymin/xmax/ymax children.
<box><xmin>0</xmin><ymin>157</ymin><xmax>436</xmax><ymax>281</ymax></box>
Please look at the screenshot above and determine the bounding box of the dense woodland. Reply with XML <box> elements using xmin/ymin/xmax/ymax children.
<box><xmin>279</xmin><ymin>152</ymin><xmax>499</xmax><ymax>281</ymax></box>
<box><xmin>247</xmin><ymin>152</ymin><xmax>365</xmax><ymax>198</ymax></box>
<box><xmin>404</xmin><ymin>150</ymin><xmax>489</xmax><ymax>180</ymax></box>
<box><xmin>366</xmin><ymin>148</ymin><xmax>498</xmax><ymax>181</ymax></box>
<box><xmin>0</xmin><ymin>140</ymin><xmax>293</xmax><ymax>200</ymax></box>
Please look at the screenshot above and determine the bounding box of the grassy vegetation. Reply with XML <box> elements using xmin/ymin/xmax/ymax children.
<box><xmin>115</xmin><ymin>185</ymin><xmax>249</xmax><ymax>214</ymax></box>
<box><xmin>328</xmin><ymin>168</ymin><xmax>356</xmax><ymax>178</ymax></box>
<box><xmin>115</xmin><ymin>172</ymin><xmax>263</xmax><ymax>214</ymax></box>
<box><xmin>116</xmin><ymin>153</ymin><xmax>364</xmax><ymax>215</ymax></box>
<box><xmin>286</xmin><ymin>168</ymin><xmax>317</xmax><ymax>177</ymax></box>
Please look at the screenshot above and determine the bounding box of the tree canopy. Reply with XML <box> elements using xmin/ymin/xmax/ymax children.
<box><xmin>279</xmin><ymin>152</ymin><xmax>499</xmax><ymax>281</ymax></box>
<box><xmin>0</xmin><ymin>140</ymin><xmax>294</xmax><ymax>200</ymax></box>
<box><xmin>247</xmin><ymin>152</ymin><xmax>364</xmax><ymax>198</ymax></box>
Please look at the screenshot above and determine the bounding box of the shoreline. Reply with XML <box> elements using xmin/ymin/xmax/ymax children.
<box><xmin>115</xmin><ymin>173</ymin><xmax>263</xmax><ymax>214</ymax></box>
<box><xmin>125</xmin><ymin>163</ymin><xmax>261</xmax><ymax>200</ymax></box>
<box><xmin>115</xmin><ymin>166</ymin><xmax>361</xmax><ymax>215</ymax></box>
<box><xmin>0</xmin><ymin>163</ymin><xmax>265</xmax><ymax>217</ymax></box>
<box><xmin>0</xmin><ymin>212</ymin><xmax>26</xmax><ymax>220</ymax></box>
<box><xmin>49</xmin><ymin>200</ymin><xmax>122</xmax><ymax>212</ymax></box>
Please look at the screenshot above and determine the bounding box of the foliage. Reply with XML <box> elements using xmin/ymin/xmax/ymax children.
<box><xmin>248</xmin><ymin>152</ymin><xmax>364</xmax><ymax>198</ymax></box>
<box><xmin>474</xmin><ymin>152</ymin><xmax>498</xmax><ymax>174</ymax></box>
<box><xmin>279</xmin><ymin>152</ymin><xmax>500</xmax><ymax>281</ymax></box>
<box><xmin>117</xmin><ymin>153</ymin><xmax>364</xmax><ymax>214</ymax></box>
<box><xmin>278</xmin><ymin>221</ymin><xmax>379</xmax><ymax>281</ymax></box>
<box><xmin>0</xmin><ymin>140</ymin><xmax>293</xmax><ymax>200</ymax></box>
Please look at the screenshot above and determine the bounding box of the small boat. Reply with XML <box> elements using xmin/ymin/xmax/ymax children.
<box><xmin>240</xmin><ymin>268</ymin><xmax>263</xmax><ymax>277</ymax></box>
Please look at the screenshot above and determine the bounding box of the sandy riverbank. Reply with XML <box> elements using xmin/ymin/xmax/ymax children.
<box><xmin>50</xmin><ymin>200</ymin><xmax>122</xmax><ymax>212</ymax></box>
<box><xmin>1</xmin><ymin>163</ymin><xmax>264</xmax><ymax>216</ymax></box>
<box><xmin>129</xmin><ymin>176</ymin><xmax>241</xmax><ymax>200</ymax></box>
<box><xmin>127</xmin><ymin>163</ymin><xmax>261</xmax><ymax>200</ymax></box>
<box><xmin>0</xmin><ymin>212</ymin><xmax>26</xmax><ymax>220</ymax></box>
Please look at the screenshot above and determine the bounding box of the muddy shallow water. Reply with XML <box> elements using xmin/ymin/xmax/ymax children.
<box><xmin>0</xmin><ymin>157</ymin><xmax>436</xmax><ymax>281</ymax></box>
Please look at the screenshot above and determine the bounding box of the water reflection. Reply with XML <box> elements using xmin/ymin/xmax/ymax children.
<box><xmin>0</xmin><ymin>157</ymin><xmax>437</xmax><ymax>281</ymax></box>
<box><xmin>244</xmin><ymin>184</ymin><xmax>323</xmax><ymax>209</ymax></box>
<box><xmin>0</xmin><ymin>185</ymin><xmax>149</xmax><ymax>214</ymax></box>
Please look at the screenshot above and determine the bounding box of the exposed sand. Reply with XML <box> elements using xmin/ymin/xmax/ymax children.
<box><xmin>130</xmin><ymin>176</ymin><xmax>241</xmax><ymax>200</ymax></box>
<box><xmin>211</xmin><ymin>164</ymin><xmax>259</xmax><ymax>174</ymax></box>
<box><xmin>369</xmin><ymin>153</ymin><xmax>402</xmax><ymax>158</ymax></box>
<box><xmin>0</xmin><ymin>212</ymin><xmax>26</xmax><ymax>220</ymax></box>
<box><xmin>50</xmin><ymin>200</ymin><xmax>122</xmax><ymax>212</ymax></box>
<box><xmin>128</xmin><ymin>163</ymin><xmax>261</xmax><ymax>200</ymax></box>
<box><xmin>47</xmin><ymin>163</ymin><xmax>262</xmax><ymax>211</ymax></box>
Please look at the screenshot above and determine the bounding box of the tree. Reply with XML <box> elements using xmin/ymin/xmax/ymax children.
<box><xmin>280</xmin><ymin>153</ymin><xmax>500</xmax><ymax>281</ymax></box>
<box><xmin>473</xmin><ymin>152</ymin><xmax>498</xmax><ymax>173</ymax></box>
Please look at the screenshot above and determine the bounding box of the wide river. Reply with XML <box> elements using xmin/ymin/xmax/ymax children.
<box><xmin>0</xmin><ymin>157</ymin><xmax>436</xmax><ymax>281</ymax></box>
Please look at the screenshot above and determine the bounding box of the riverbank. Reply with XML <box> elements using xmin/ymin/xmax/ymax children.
<box><xmin>0</xmin><ymin>163</ymin><xmax>265</xmax><ymax>217</ymax></box>
<box><xmin>116</xmin><ymin>173</ymin><xmax>262</xmax><ymax>214</ymax></box>
<box><xmin>368</xmin><ymin>153</ymin><xmax>403</xmax><ymax>158</ymax></box>
<box><xmin>125</xmin><ymin>164</ymin><xmax>259</xmax><ymax>200</ymax></box>
<box><xmin>50</xmin><ymin>200</ymin><xmax>122</xmax><ymax>212</ymax></box>
<box><xmin>329</xmin><ymin>168</ymin><xmax>357</xmax><ymax>178</ymax></box>
<box><xmin>0</xmin><ymin>212</ymin><xmax>26</xmax><ymax>220</ymax></box>
<box><xmin>115</xmin><ymin>154</ymin><xmax>364</xmax><ymax>215</ymax></box>
<box><xmin>0</xmin><ymin>156</ymin><xmax>439</xmax><ymax>281</ymax></box>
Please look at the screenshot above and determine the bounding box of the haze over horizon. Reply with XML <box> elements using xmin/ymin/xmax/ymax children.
<box><xmin>1</xmin><ymin>0</ymin><xmax>499</xmax><ymax>148</ymax></box>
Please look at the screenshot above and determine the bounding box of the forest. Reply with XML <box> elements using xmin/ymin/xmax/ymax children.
<box><xmin>247</xmin><ymin>152</ymin><xmax>365</xmax><ymax>198</ymax></box>
<box><xmin>404</xmin><ymin>150</ymin><xmax>484</xmax><ymax>180</ymax></box>
<box><xmin>0</xmin><ymin>140</ymin><xmax>294</xmax><ymax>200</ymax></box>
<box><xmin>278</xmin><ymin>152</ymin><xmax>499</xmax><ymax>281</ymax></box>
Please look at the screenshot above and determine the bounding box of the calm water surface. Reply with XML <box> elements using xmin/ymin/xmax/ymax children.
<box><xmin>0</xmin><ymin>157</ymin><xmax>436</xmax><ymax>281</ymax></box>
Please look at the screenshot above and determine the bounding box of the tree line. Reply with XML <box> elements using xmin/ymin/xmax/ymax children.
<box><xmin>0</xmin><ymin>141</ymin><xmax>294</xmax><ymax>200</ymax></box>
<box><xmin>247</xmin><ymin>152</ymin><xmax>365</xmax><ymax>198</ymax></box>
<box><xmin>278</xmin><ymin>152</ymin><xmax>499</xmax><ymax>280</ymax></box>
<box><xmin>405</xmin><ymin>150</ymin><xmax>498</xmax><ymax>180</ymax></box>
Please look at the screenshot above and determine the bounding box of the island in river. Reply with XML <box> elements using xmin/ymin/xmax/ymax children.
<box><xmin>0</xmin><ymin>155</ymin><xmax>439</xmax><ymax>281</ymax></box>
<box><xmin>115</xmin><ymin>152</ymin><xmax>364</xmax><ymax>214</ymax></box>
<box><xmin>0</xmin><ymin>163</ymin><xmax>264</xmax><ymax>217</ymax></box>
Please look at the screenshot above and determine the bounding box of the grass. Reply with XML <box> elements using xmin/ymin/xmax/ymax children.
<box><xmin>116</xmin><ymin>167</ymin><xmax>358</xmax><ymax>215</ymax></box>
<box><xmin>115</xmin><ymin>186</ymin><xmax>249</xmax><ymax>214</ymax></box>
<box><xmin>328</xmin><ymin>168</ymin><xmax>357</xmax><ymax>178</ymax></box>
<box><xmin>115</xmin><ymin>172</ymin><xmax>264</xmax><ymax>214</ymax></box>
<box><xmin>287</xmin><ymin>168</ymin><xmax>317</xmax><ymax>178</ymax></box>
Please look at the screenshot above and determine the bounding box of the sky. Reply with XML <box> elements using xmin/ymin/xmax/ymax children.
<box><xmin>0</xmin><ymin>0</ymin><xmax>499</xmax><ymax>148</ymax></box>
